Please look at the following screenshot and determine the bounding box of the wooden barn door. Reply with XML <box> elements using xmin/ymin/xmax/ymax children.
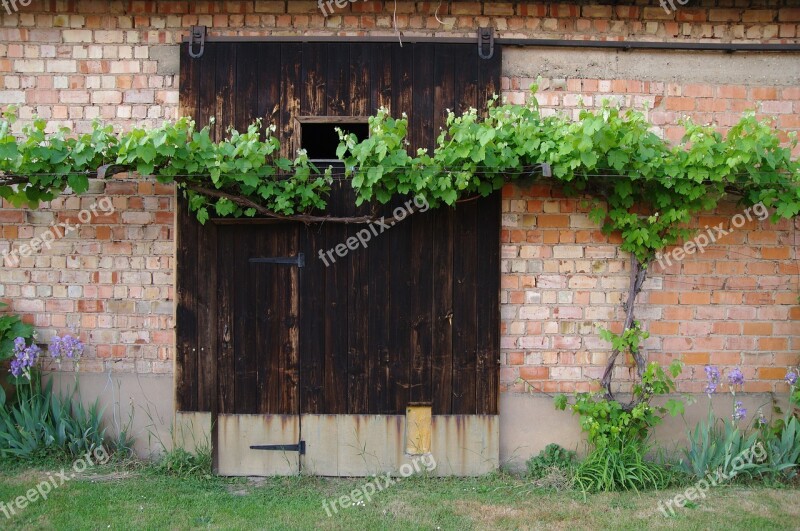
<box><xmin>214</xmin><ymin>223</ymin><xmax>302</xmax><ymax>475</ymax></box>
<box><xmin>176</xmin><ymin>39</ymin><xmax>503</xmax><ymax>476</ymax></box>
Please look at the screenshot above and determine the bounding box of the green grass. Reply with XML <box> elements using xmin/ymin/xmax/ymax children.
<box><xmin>0</xmin><ymin>462</ymin><xmax>798</xmax><ymax>530</ymax></box>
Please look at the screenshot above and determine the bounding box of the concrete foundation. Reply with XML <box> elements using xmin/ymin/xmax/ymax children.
<box><xmin>44</xmin><ymin>370</ymin><xmax>174</xmax><ymax>458</ymax></box>
<box><xmin>499</xmin><ymin>391</ymin><xmax>783</xmax><ymax>472</ymax></box>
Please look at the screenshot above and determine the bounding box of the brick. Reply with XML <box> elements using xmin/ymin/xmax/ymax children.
<box><xmin>779</xmin><ymin>8</ymin><xmax>800</xmax><ymax>22</ymax></box>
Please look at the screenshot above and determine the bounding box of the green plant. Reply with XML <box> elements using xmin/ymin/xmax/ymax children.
<box><xmin>525</xmin><ymin>443</ymin><xmax>576</xmax><ymax>480</ymax></box>
<box><xmin>0</xmin><ymin>303</ymin><xmax>34</xmax><ymax>406</ymax></box>
<box><xmin>0</xmin><ymin>376</ymin><xmax>106</xmax><ymax>460</ymax></box>
<box><xmin>759</xmin><ymin>416</ymin><xmax>800</xmax><ymax>479</ymax></box>
<box><xmin>152</xmin><ymin>445</ymin><xmax>213</xmax><ymax>479</ymax></box>
<box><xmin>3</xmin><ymin>92</ymin><xmax>800</xmax><ymax>396</ymax></box>
<box><xmin>681</xmin><ymin>405</ymin><xmax>762</xmax><ymax>481</ymax></box>
<box><xmin>573</xmin><ymin>440</ymin><xmax>671</xmax><ymax>494</ymax></box>
<box><xmin>555</xmin><ymin>360</ymin><xmax>684</xmax><ymax>450</ymax></box>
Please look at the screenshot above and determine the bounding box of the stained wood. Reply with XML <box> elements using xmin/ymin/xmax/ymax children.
<box><xmin>214</xmin><ymin>43</ymin><xmax>236</xmax><ymax>140</ymax></box>
<box><xmin>257</xmin><ymin>43</ymin><xmax>282</xmax><ymax>134</ymax></box>
<box><xmin>431</xmin><ymin>207</ymin><xmax>454</xmax><ymax>414</ymax></box>
<box><xmin>178</xmin><ymin>42</ymin><xmax>503</xmax><ymax>419</ymax></box>
<box><xmin>196</xmin><ymin>221</ymin><xmax>217</xmax><ymax>412</ymax></box>
<box><xmin>196</xmin><ymin>42</ymin><xmax>217</xmax><ymax>132</ymax></box>
<box><xmin>175</xmin><ymin>193</ymin><xmax>198</xmax><ymax>411</ymax></box>
<box><xmin>476</xmin><ymin>193</ymin><xmax>501</xmax><ymax>414</ymax></box>
<box><xmin>216</xmin><ymin>229</ymin><xmax>235</xmax><ymax>414</ymax></box>
<box><xmin>234</xmin><ymin>227</ymin><xmax>257</xmax><ymax>413</ymax></box>
<box><xmin>452</xmin><ymin>200</ymin><xmax>479</xmax><ymax>414</ymax></box>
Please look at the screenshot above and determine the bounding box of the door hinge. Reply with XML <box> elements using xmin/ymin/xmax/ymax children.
<box><xmin>249</xmin><ymin>253</ymin><xmax>305</xmax><ymax>268</ymax></box>
<box><xmin>250</xmin><ymin>441</ymin><xmax>306</xmax><ymax>455</ymax></box>
<box><xmin>189</xmin><ymin>25</ymin><xmax>206</xmax><ymax>59</ymax></box>
<box><xmin>478</xmin><ymin>27</ymin><xmax>494</xmax><ymax>60</ymax></box>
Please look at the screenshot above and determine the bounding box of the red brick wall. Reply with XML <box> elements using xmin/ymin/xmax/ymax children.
<box><xmin>0</xmin><ymin>1</ymin><xmax>798</xmax><ymax>394</ymax></box>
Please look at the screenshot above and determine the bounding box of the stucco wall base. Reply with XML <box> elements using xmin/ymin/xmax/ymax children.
<box><xmin>44</xmin><ymin>371</ymin><xmax>174</xmax><ymax>459</ymax></box>
<box><xmin>500</xmin><ymin>392</ymin><xmax>783</xmax><ymax>473</ymax></box>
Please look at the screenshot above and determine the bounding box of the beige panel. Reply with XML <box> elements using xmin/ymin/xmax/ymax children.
<box><xmin>217</xmin><ymin>414</ymin><xmax>300</xmax><ymax>476</ymax></box>
<box><xmin>430</xmin><ymin>415</ymin><xmax>499</xmax><ymax>477</ymax></box>
<box><xmin>174</xmin><ymin>411</ymin><xmax>212</xmax><ymax>454</ymax></box>
<box><xmin>302</xmin><ymin>414</ymin><xmax>498</xmax><ymax>477</ymax></box>
<box><xmin>405</xmin><ymin>406</ymin><xmax>432</xmax><ymax>455</ymax></box>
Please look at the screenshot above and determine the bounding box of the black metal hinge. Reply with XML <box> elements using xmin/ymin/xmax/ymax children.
<box><xmin>250</xmin><ymin>441</ymin><xmax>306</xmax><ymax>455</ymax></box>
<box><xmin>249</xmin><ymin>253</ymin><xmax>305</xmax><ymax>267</ymax></box>
<box><xmin>188</xmin><ymin>25</ymin><xmax>206</xmax><ymax>59</ymax></box>
<box><xmin>478</xmin><ymin>27</ymin><xmax>494</xmax><ymax>60</ymax></box>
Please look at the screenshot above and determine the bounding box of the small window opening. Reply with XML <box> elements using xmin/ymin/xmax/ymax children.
<box><xmin>301</xmin><ymin>121</ymin><xmax>369</xmax><ymax>161</ymax></box>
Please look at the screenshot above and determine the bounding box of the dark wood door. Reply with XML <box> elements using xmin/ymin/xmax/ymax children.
<box><xmin>176</xmin><ymin>41</ymin><xmax>502</xmax><ymax>418</ymax></box>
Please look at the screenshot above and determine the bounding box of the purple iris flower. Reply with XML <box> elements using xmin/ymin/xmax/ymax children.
<box><xmin>733</xmin><ymin>401</ymin><xmax>747</xmax><ymax>421</ymax></box>
<box><xmin>728</xmin><ymin>368</ymin><xmax>745</xmax><ymax>387</ymax></box>
<box><xmin>786</xmin><ymin>371</ymin><xmax>798</xmax><ymax>386</ymax></box>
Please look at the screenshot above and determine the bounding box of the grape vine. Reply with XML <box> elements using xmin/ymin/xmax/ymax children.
<box><xmin>1</xmin><ymin>90</ymin><xmax>799</xmax><ymax>402</ymax></box>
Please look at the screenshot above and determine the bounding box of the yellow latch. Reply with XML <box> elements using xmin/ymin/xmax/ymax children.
<box><xmin>405</xmin><ymin>404</ymin><xmax>432</xmax><ymax>455</ymax></box>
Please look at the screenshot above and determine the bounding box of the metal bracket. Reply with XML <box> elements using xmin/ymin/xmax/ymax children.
<box><xmin>249</xmin><ymin>253</ymin><xmax>305</xmax><ymax>268</ymax></box>
<box><xmin>478</xmin><ymin>27</ymin><xmax>494</xmax><ymax>60</ymax></box>
<box><xmin>188</xmin><ymin>25</ymin><xmax>206</xmax><ymax>59</ymax></box>
<box><xmin>250</xmin><ymin>441</ymin><xmax>306</xmax><ymax>455</ymax></box>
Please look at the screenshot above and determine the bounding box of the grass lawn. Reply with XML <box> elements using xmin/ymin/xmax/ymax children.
<box><xmin>0</xmin><ymin>463</ymin><xmax>798</xmax><ymax>530</ymax></box>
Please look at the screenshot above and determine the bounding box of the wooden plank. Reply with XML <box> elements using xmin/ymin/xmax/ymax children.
<box><xmin>196</xmin><ymin>42</ymin><xmax>217</xmax><ymax>131</ymax></box>
<box><xmin>452</xmin><ymin>200</ymin><xmax>478</xmax><ymax>414</ymax></box>
<box><xmin>476</xmin><ymin>193</ymin><xmax>501</xmax><ymax>415</ymax></box>
<box><xmin>453</xmin><ymin>45</ymin><xmax>479</xmax><ymax>115</ymax></box>
<box><xmin>196</xmin><ymin>221</ymin><xmax>217</xmax><ymax>412</ymax></box>
<box><xmin>301</xmin><ymin>224</ymin><xmax>325</xmax><ymax>414</ymax></box>
<box><xmin>408</xmin><ymin>44</ymin><xmax>435</xmax><ymax>406</ymax></box>
<box><xmin>346</xmin><ymin>197</ymin><xmax>370</xmax><ymax>414</ymax></box>
<box><xmin>388</xmin><ymin>201</ymin><xmax>413</xmax><ymax>414</ymax></box>
<box><xmin>430</xmin><ymin>45</ymin><xmax>457</xmax><ymax>415</ymax></box>
<box><xmin>254</xmin><ymin>226</ymin><xmax>274</xmax><ymax>414</ymax></box>
<box><xmin>235</xmin><ymin>43</ymin><xmax>260</xmax><ymax>132</ymax></box>
<box><xmin>279</xmin><ymin>43</ymin><xmax>303</xmax><ymax>157</ymax></box>
<box><xmin>433</xmin><ymin>44</ymin><xmax>455</xmax><ymax>145</ymax></box>
<box><xmin>301</xmin><ymin>43</ymin><xmax>328</xmax><ymax>117</ymax></box>
<box><xmin>281</xmin><ymin>225</ymin><xmax>301</xmax><ymax>415</ymax></box>
<box><xmin>257</xmin><ymin>43</ymin><xmax>282</xmax><ymax>135</ymax></box>
<box><xmin>234</xmin><ymin>226</ymin><xmax>258</xmax><ymax>414</ymax></box>
<box><xmin>349</xmin><ymin>43</ymin><xmax>372</xmax><ymax>117</ymax></box>
<box><xmin>216</xmin><ymin>227</ymin><xmax>236</xmax><ymax>414</ymax></box>
<box><xmin>323</xmin><ymin>180</ymin><xmax>349</xmax><ymax>415</ymax></box>
<box><xmin>178</xmin><ymin>42</ymin><xmax>199</xmax><ymax>122</ymax></box>
<box><xmin>370</xmin><ymin>43</ymin><xmax>394</xmax><ymax>114</ymax></box>
<box><xmin>431</xmin><ymin>207</ymin><xmax>454</xmax><ymax>414</ymax></box>
<box><xmin>346</xmin><ymin>44</ymin><xmax>373</xmax><ymax>414</ymax></box>
<box><xmin>366</xmin><ymin>225</ymin><xmax>391</xmax><ymax>413</ymax></box>
<box><xmin>214</xmin><ymin>43</ymin><xmax>237</xmax><ymax>140</ymax></box>
<box><xmin>264</xmin><ymin>226</ymin><xmax>286</xmax><ymax>414</ymax></box>
<box><xmin>412</xmin><ymin>43</ymin><xmax>435</xmax><ymax>153</ymax></box>
<box><xmin>326</xmin><ymin>43</ymin><xmax>350</xmax><ymax>117</ymax></box>
<box><xmin>391</xmin><ymin>43</ymin><xmax>414</xmax><ymax>143</ymax></box>
<box><xmin>174</xmin><ymin>195</ymin><xmax>198</xmax><ymax>411</ymax></box>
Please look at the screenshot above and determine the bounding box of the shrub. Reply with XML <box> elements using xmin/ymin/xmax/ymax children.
<box><xmin>526</xmin><ymin>443</ymin><xmax>576</xmax><ymax>480</ymax></box>
<box><xmin>573</xmin><ymin>440</ymin><xmax>671</xmax><ymax>493</ymax></box>
<box><xmin>0</xmin><ymin>377</ymin><xmax>106</xmax><ymax>460</ymax></box>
